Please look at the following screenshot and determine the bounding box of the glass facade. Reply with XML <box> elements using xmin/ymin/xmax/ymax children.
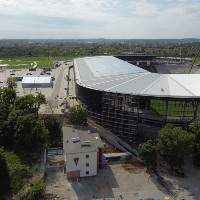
<box><xmin>76</xmin><ymin>82</ymin><xmax>200</xmax><ymax>146</ymax></box>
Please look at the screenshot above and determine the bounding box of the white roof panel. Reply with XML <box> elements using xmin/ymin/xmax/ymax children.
<box><xmin>75</xmin><ymin>56</ymin><xmax>200</xmax><ymax>98</ymax></box>
<box><xmin>167</xmin><ymin>75</ymin><xmax>194</xmax><ymax>97</ymax></box>
<box><xmin>169</xmin><ymin>74</ymin><xmax>200</xmax><ymax>96</ymax></box>
<box><xmin>141</xmin><ymin>75</ymin><xmax>170</xmax><ymax>96</ymax></box>
<box><xmin>22</xmin><ymin>76</ymin><xmax>35</xmax><ymax>84</ymax></box>
<box><xmin>22</xmin><ymin>76</ymin><xmax>51</xmax><ymax>84</ymax></box>
<box><xmin>83</xmin><ymin>56</ymin><xmax>147</xmax><ymax>77</ymax></box>
<box><xmin>35</xmin><ymin>76</ymin><xmax>51</xmax><ymax>84</ymax></box>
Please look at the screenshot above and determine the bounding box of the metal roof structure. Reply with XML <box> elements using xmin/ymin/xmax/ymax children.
<box><xmin>21</xmin><ymin>76</ymin><xmax>52</xmax><ymax>88</ymax></box>
<box><xmin>22</xmin><ymin>76</ymin><xmax>52</xmax><ymax>84</ymax></box>
<box><xmin>74</xmin><ymin>56</ymin><xmax>200</xmax><ymax>98</ymax></box>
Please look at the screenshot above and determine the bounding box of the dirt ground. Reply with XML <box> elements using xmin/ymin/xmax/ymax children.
<box><xmin>44</xmin><ymin>158</ymin><xmax>200</xmax><ymax>200</ymax></box>
<box><xmin>45</xmin><ymin>168</ymin><xmax>71</xmax><ymax>200</ymax></box>
<box><xmin>157</xmin><ymin>158</ymin><xmax>200</xmax><ymax>200</ymax></box>
<box><xmin>45</xmin><ymin>163</ymin><xmax>171</xmax><ymax>200</ymax></box>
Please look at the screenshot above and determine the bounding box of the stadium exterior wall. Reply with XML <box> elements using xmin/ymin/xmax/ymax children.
<box><xmin>76</xmin><ymin>81</ymin><xmax>200</xmax><ymax>147</ymax></box>
<box><xmin>74</xmin><ymin>56</ymin><xmax>200</xmax><ymax>147</ymax></box>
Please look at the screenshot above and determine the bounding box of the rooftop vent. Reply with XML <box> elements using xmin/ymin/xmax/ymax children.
<box><xmin>72</xmin><ymin>137</ymin><xmax>80</xmax><ymax>143</ymax></box>
<box><xmin>81</xmin><ymin>141</ymin><xmax>91</xmax><ymax>147</ymax></box>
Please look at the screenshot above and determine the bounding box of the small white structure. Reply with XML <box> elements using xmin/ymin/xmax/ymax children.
<box><xmin>104</xmin><ymin>152</ymin><xmax>132</xmax><ymax>161</ymax></box>
<box><xmin>21</xmin><ymin>76</ymin><xmax>52</xmax><ymax>88</ymax></box>
<box><xmin>44</xmin><ymin>148</ymin><xmax>65</xmax><ymax>169</ymax></box>
<box><xmin>62</xmin><ymin>126</ymin><xmax>104</xmax><ymax>179</ymax></box>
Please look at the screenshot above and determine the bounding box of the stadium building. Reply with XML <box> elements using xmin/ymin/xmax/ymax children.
<box><xmin>74</xmin><ymin>56</ymin><xmax>200</xmax><ymax>147</ymax></box>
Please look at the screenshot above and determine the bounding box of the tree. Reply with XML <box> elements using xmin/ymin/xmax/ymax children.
<box><xmin>12</xmin><ymin>93</ymin><xmax>46</xmax><ymax>115</ymax></box>
<box><xmin>0</xmin><ymin>147</ymin><xmax>10</xmax><ymax>197</ymax></box>
<box><xmin>43</xmin><ymin>115</ymin><xmax>62</xmax><ymax>147</ymax></box>
<box><xmin>6</xmin><ymin>76</ymin><xmax>17</xmax><ymax>90</ymax></box>
<box><xmin>68</xmin><ymin>105</ymin><xmax>88</xmax><ymax>126</ymax></box>
<box><xmin>34</xmin><ymin>92</ymin><xmax>46</xmax><ymax>111</ymax></box>
<box><xmin>189</xmin><ymin>120</ymin><xmax>200</xmax><ymax>166</ymax></box>
<box><xmin>138</xmin><ymin>140</ymin><xmax>157</xmax><ymax>168</ymax></box>
<box><xmin>1</xmin><ymin>92</ymin><xmax>46</xmax><ymax>148</ymax></box>
<box><xmin>22</xmin><ymin>179</ymin><xmax>45</xmax><ymax>200</ymax></box>
<box><xmin>14</xmin><ymin>114</ymin><xmax>48</xmax><ymax>154</ymax></box>
<box><xmin>0</xmin><ymin>88</ymin><xmax>16</xmax><ymax>107</ymax></box>
<box><xmin>0</xmin><ymin>88</ymin><xmax>16</xmax><ymax>146</ymax></box>
<box><xmin>4</xmin><ymin>151</ymin><xmax>32</xmax><ymax>194</ymax></box>
<box><xmin>157</xmin><ymin>124</ymin><xmax>194</xmax><ymax>169</ymax></box>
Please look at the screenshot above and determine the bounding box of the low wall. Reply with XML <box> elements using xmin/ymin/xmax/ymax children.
<box><xmin>87</xmin><ymin>119</ymin><xmax>139</xmax><ymax>158</ymax></box>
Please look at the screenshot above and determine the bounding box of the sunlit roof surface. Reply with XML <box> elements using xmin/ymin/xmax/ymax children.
<box><xmin>83</xmin><ymin>56</ymin><xmax>147</xmax><ymax>77</ymax></box>
<box><xmin>74</xmin><ymin>56</ymin><xmax>200</xmax><ymax>98</ymax></box>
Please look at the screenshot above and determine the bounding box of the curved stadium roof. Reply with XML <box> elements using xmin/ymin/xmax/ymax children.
<box><xmin>74</xmin><ymin>56</ymin><xmax>200</xmax><ymax>98</ymax></box>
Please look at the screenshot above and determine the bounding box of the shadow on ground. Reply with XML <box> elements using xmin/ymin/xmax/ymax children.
<box><xmin>69</xmin><ymin>165</ymin><xmax>117</xmax><ymax>200</ymax></box>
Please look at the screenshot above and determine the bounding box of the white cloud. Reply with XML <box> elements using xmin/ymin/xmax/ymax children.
<box><xmin>0</xmin><ymin>0</ymin><xmax>199</xmax><ymax>39</ymax></box>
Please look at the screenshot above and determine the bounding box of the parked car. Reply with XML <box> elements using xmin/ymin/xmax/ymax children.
<box><xmin>10</xmin><ymin>73</ymin><xmax>15</xmax><ymax>75</ymax></box>
<box><xmin>45</xmin><ymin>72</ymin><xmax>51</xmax><ymax>75</ymax></box>
<box><xmin>43</xmin><ymin>67</ymin><xmax>52</xmax><ymax>72</ymax></box>
<box><xmin>29</xmin><ymin>68</ymin><xmax>36</xmax><ymax>71</ymax></box>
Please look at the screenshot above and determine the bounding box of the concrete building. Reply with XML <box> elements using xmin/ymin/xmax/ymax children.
<box><xmin>62</xmin><ymin>126</ymin><xmax>104</xmax><ymax>179</ymax></box>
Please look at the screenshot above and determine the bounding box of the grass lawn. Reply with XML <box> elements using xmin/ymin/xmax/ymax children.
<box><xmin>0</xmin><ymin>56</ymin><xmax>75</xmax><ymax>69</ymax></box>
<box><xmin>195</xmin><ymin>57</ymin><xmax>200</xmax><ymax>64</ymax></box>
<box><xmin>150</xmin><ymin>99</ymin><xmax>195</xmax><ymax>117</ymax></box>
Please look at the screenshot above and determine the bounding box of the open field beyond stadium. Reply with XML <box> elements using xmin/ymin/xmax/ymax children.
<box><xmin>0</xmin><ymin>56</ymin><xmax>75</xmax><ymax>69</ymax></box>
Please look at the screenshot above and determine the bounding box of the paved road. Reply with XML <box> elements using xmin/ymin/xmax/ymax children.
<box><xmin>51</xmin><ymin>65</ymin><xmax>66</xmax><ymax>99</ymax></box>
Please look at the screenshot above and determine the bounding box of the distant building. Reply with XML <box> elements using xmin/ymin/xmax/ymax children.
<box><xmin>0</xmin><ymin>39</ymin><xmax>29</xmax><ymax>47</ymax></box>
<box><xmin>62</xmin><ymin>126</ymin><xmax>104</xmax><ymax>179</ymax></box>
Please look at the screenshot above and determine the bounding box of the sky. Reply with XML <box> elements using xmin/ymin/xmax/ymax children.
<box><xmin>0</xmin><ymin>0</ymin><xmax>199</xmax><ymax>39</ymax></box>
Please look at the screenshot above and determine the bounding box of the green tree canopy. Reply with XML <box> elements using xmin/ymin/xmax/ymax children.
<box><xmin>5</xmin><ymin>151</ymin><xmax>32</xmax><ymax>194</ymax></box>
<box><xmin>189</xmin><ymin>120</ymin><xmax>200</xmax><ymax>166</ymax></box>
<box><xmin>138</xmin><ymin>140</ymin><xmax>157</xmax><ymax>168</ymax></box>
<box><xmin>0</xmin><ymin>147</ymin><xmax>10</xmax><ymax>197</ymax></box>
<box><xmin>43</xmin><ymin>115</ymin><xmax>62</xmax><ymax>147</ymax></box>
<box><xmin>0</xmin><ymin>88</ymin><xmax>17</xmax><ymax>146</ymax></box>
<box><xmin>68</xmin><ymin>105</ymin><xmax>88</xmax><ymax>127</ymax></box>
<box><xmin>157</xmin><ymin>124</ymin><xmax>194</xmax><ymax>169</ymax></box>
<box><xmin>22</xmin><ymin>179</ymin><xmax>45</xmax><ymax>200</ymax></box>
<box><xmin>6</xmin><ymin>76</ymin><xmax>17</xmax><ymax>90</ymax></box>
<box><xmin>0</xmin><ymin>87</ymin><xmax>16</xmax><ymax>107</ymax></box>
<box><xmin>12</xmin><ymin>93</ymin><xmax>46</xmax><ymax>115</ymax></box>
<box><xmin>14</xmin><ymin>114</ymin><xmax>48</xmax><ymax>154</ymax></box>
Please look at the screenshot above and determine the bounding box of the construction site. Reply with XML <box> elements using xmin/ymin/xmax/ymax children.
<box><xmin>74</xmin><ymin>55</ymin><xmax>200</xmax><ymax>147</ymax></box>
<box><xmin>42</xmin><ymin>55</ymin><xmax>200</xmax><ymax>200</ymax></box>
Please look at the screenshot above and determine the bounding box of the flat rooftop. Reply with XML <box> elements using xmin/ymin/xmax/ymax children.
<box><xmin>45</xmin><ymin>148</ymin><xmax>64</xmax><ymax>163</ymax></box>
<box><xmin>62</xmin><ymin>126</ymin><xmax>103</xmax><ymax>155</ymax></box>
<box><xmin>74</xmin><ymin>56</ymin><xmax>200</xmax><ymax>98</ymax></box>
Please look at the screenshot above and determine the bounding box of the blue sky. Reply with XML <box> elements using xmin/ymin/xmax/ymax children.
<box><xmin>0</xmin><ymin>0</ymin><xmax>199</xmax><ymax>39</ymax></box>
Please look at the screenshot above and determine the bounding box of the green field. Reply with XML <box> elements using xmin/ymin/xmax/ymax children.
<box><xmin>0</xmin><ymin>56</ymin><xmax>75</xmax><ymax>69</ymax></box>
<box><xmin>150</xmin><ymin>99</ymin><xmax>196</xmax><ymax>118</ymax></box>
<box><xmin>195</xmin><ymin>57</ymin><xmax>200</xmax><ymax>64</ymax></box>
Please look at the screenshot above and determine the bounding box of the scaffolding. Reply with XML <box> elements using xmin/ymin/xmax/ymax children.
<box><xmin>101</xmin><ymin>92</ymin><xmax>139</xmax><ymax>146</ymax></box>
<box><xmin>76</xmin><ymin>81</ymin><xmax>200</xmax><ymax>146</ymax></box>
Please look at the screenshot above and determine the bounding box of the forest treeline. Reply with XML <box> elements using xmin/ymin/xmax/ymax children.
<box><xmin>0</xmin><ymin>43</ymin><xmax>200</xmax><ymax>58</ymax></box>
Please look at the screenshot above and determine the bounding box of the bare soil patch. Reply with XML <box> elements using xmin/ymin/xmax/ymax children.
<box><xmin>122</xmin><ymin>161</ymin><xmax>143</xmax><ymax>174</ymax></box>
